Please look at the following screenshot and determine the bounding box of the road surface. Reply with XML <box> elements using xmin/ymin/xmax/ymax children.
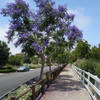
<box><xmin>0</xmin><ymin>66</ymin><xmax>58</xmax><ymax>97</ymax></box>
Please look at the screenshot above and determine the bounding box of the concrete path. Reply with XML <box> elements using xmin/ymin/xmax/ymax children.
<box><xmin>40</xmin><ymin>65</ymin><xmax>92</xmax><ymax>100</ymax></box>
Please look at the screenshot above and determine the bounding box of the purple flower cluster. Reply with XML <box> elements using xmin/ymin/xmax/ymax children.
<box><xmin>53</xmin><ymin>8</ymin><xmax>59</xmax><ymax>16</ymax></box>
<box><xmin>66</xmin><ymin>25</ymin><xmax>83</xmax><ymax>41</ymax></box>
<box><xmin>31</xmin><ymin>21</ymin><xmax>39</xmax><ymax>31</ymax></box>
<box><xmin>34</xmin><ymin>0</ymin><xmax>54</xmax><ymax>8</ymax></box>
<box><xmin>9</xmin><ymin>20</ymin><xmax>22</xmax><ymax>30</ymax></box>
<box><xmin>32</xmin><ymin>43</ymin><xmax>43</xmax><ymax>52</ymax></box>
<box><xmin>15</xmin><ymin>38</ymin><xmax>21</xmax><ymax>47</ymax></box>
<box><xmin>32</xmin><ymin>38</ymin><xmax>49</xmax><ymax>52</ymax></box>
<box><xmin>65</xmin><ymin>13</ymin><xmax>75</xmax><ymax>21</ymax></box>
<box><xmin>6</xmin><ymin>30</ymin><xmax>13</xmax><ymax>41</ymax></box>
<box><xmin>58</xmin><ymin>5</ymin><xmax>66</xmax><ymax>12</ymax></box>
<box><xmin>1</xmin><ymin>0</ymin><xmax>30</xmax><ymax>17</ymax></box>
<box><xmin>44</xmin><ymin>38</ymin><xmax>49</xmax><ymax>46</ymax></box>
<box><xmin>19</xmin><ymin>30</ymin><xmax>32</xmax><ymax>39</ymax></box>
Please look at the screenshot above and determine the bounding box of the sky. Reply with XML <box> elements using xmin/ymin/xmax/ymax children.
<box><xmin>0</xmin><ymin>0</ymin><xmax>100</xmax><ymax>54</ymax></box>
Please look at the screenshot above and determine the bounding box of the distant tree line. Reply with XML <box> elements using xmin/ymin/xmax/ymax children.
<box><xmin>70</xmin><ymin>40</ymin><xmax>100</xmax><ymax>62</ymax></box>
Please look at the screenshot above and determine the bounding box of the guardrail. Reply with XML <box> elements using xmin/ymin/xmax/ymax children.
<box><xmin>9</xmin><ymin>64</ymin><xmax>66</xmax><ymax>100</ymax></box>
<box><xmin>72</xmin><ymin>65</ymin><xmax>100</xmax><ymax>100</ymax></box>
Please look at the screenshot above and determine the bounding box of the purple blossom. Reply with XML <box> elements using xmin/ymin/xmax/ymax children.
<box><xmin>15</xmin><ymin>39</ymin><xmax>21</xmax><ymax>46</ymax></box>
<box><xmin>32</xmin><ymin>39</ymin><xmax>49</xmax><ymax>52</ymax></box>
<box><xmin>38</xmin><ymin>47</ymin><xmax>43</xmax><ymax>52</ymax></box>
<box><xmin>69</xmin><ymin>14</ymin><xmax>75</xmax><ymax>20</ymax></box>
<box><xmin>38</xmin><ymin>0</ymin><xmax>48</xmax><ymax>8</ymax></box>
<box><xmin>65</xmin><ymin>13</ymin><xmax>70</xmax><ymax>19</ymax></box>
<box><xmin>32</xmin><ymin>43</ymin><xmax>39</xmax><ymax>48</ymax></box>
<box><xmin>1</xmin><ymin>0</ymin><xmax>30</xmax><ymax>18</ymax></box>
<box><xmin>53</xmin><ymin>9</ymin><xmax>59</xmax><ymax>16</ymax></box>
<box><xmin>15</xmin><ymin>0</ymin><xmax>29</xmax><ymax>9</ymax></box>
<box><xmin>51</xmin><ymin>1</ymin><xmax>55</xmax><ymax>6</ymax></box>
<box><xmin>6</xmin><ymin>30</ymin><xmax>12</xmax><ymax>41</ymax></box>
<box><xmin>44</xmin><ymin>39</ymin><xmax>49</xmax><ymax>46</ymax></box>
<box><xmin>58</xmin><ymin>5</ymin><xmax>66</xmax><ymax>12</ymax></box>
<box><xmin>65</xmin><ymin>32</ymin><xmax>69</xmax><ymax>36</ymax></box>
<box><xmin>67</xmin><ymin>25</ymin><xmax>83</xmax><ymax>41</ymax></box>
<box><xmin>9</xmin><ymin>20</ymin><xmax>22</xmax><ymax>30</ymax></box>
<box><xmin>19</xmin><ymin>31</ymin><xmax>32</xmax><ymax>39</ymax></box>
<box><xmin>78</xmin><ymin>32</ymin><xmax>83</xmax><ymax>38</ymax></box>
<box><xmin>71</xmin><ymin>25</ymin><xmax>82</xmax><ymax>33</ymax></box>
<box><xmin>32</xmin><ymin>43</ymin><xmax>43</xmax><ymax>52</ymax></box>
<box><xmin>31</xmin><ymin>22</ymin><xmax>39</xmax><ymax>31</ymax></box>
<box><xmin>65</xmin><ymin>13</ymin><xmax>75</xmax><ymax>21</ymax></box>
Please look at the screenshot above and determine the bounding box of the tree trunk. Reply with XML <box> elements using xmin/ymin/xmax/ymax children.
<box><xmin>39</xmin><ymin>53</ymin><xmax>45</xmax><ymax>80</ymax></box>
<box><xmin>49</xmin><ymin>58</ymin><xmax>51</xmax><ymax>72</ymax></box>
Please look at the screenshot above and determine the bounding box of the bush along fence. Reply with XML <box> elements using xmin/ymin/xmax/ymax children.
<box><xmin>72</xmin><ymin>65</ymin><xmax>100</xmax><ymax>100</ymax></box>
<box><xmin>9</xmin><ymin>64</ymin><xmax>66</xmax><ymax>100</ymax></box>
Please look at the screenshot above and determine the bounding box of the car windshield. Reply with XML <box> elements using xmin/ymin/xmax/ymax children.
<box><xmin>19</xmin><ymin>66</ymin><xmax>25</xmax><ymax>69</ymax></box>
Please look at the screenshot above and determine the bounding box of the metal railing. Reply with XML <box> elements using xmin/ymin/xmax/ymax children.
<box><xmin>9</xmin><ymin>64</ymin><xmax>66</xmax><ymax>100</ymax></box>
<box><xmin>72</xmin><ymin>65</ymin><xmax>100</xmax><ymax>100</ymax></box>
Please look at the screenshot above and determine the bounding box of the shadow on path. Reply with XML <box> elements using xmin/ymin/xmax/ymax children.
<box><xmin>47</xmin><ymin>69</ymin><xmax>84</xmax><ymax>92</ymax></box>
<box><xmin>40</xmin><ymin>65</ymin><xmax>92</xmax><ymax>100</ymax></box>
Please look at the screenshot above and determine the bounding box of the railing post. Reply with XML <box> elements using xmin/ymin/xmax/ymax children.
<box><xmin>41</xmin><ymin>81</ymin><xmax>45</xmax><ymax>95</ymax></box>
<box><xmin>95</xmin><ymin>77</ymin><xmax>100</xmax><ymax>100</ymax></box>
<box><xmin>82</xmin><ymin>72</ymin><xmax>85</xmax><ymax>85</ymax></box>
<box><xmin>88</xmin><ymin>73</ymin><xmax>90</xmax><ymax>87</ymax></box>
<box><xmin>10</xmin><ymin>97</ymin><xmax>16</xmax><ymax>100</ymax></box>
<box><xmin>31</xmin><ymin>84</ymin><xmax>35</xmax><ymax>100</ymax></box>
<box><xmin>46</xmin><ymin>73</ymin><xmax>50</xmax><ymax>88</ymax></box>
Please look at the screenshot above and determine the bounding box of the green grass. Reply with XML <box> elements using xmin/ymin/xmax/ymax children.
<box><xmin>6</xmin><ymin>85</ymin><xmax>31</xmax><ymax>100</ymax></box>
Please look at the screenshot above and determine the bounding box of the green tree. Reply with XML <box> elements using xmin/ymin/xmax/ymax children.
<box><xmin>69</xmin><ymin>50</ymin><xmax>77</xmax><ymax>63</ymax></box>
<box><xmin>22</xmin><ymin>40</ymin><xmax>37</xmax><ymax>57</ymax></box>
<box><xmin>75</xmin><ymin>40</ymin><xmax>90</xmax><ymax>59</ymax></box>
<box><xmin>0</xmin><ymin>40</ymin><xmax>10</xmax><ymax>66</ymax></box>
<box><xmin>1</xmin><ymin>0</ymin><xmax>83</xmax><ymax>79</ymax></box>
<box><xmin>90</xmin><ymin>46</ymin><xmax>100</xmax><ymax>60</ymax></box>
<box><xmin>8</xmin><ymin>54</ymin><xmax>23</xmax><ymax>66</ymax></box>
<box><xmin>23</xmin><ymin>55</ymin><xmax>31</xmax><ymax>64</ymax></box>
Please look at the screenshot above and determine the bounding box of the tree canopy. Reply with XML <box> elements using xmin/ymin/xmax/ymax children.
<box><xmin>1</xmin><ymin>0</ymin><xmax>83</xmax><ymax>79</ymax></box>
<box><xmin>0</xmin><ymin>40</ymin><xmax>10</xmax><ymax>66</ymax></box>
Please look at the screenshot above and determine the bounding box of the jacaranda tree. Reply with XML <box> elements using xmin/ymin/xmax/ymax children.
<box><xmin>1</xmin><ymin>0</ymin><xmax>83</xmax><ymax>79</ymax></box>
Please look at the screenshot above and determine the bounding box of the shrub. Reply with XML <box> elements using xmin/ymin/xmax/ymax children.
<box><xmin>0</xmin><ymin>65</ymin><xmax>16</xmax><ymax>73</ymax></box>
<box><xmin>95</xmin><ymin>63</ymin><xmax>100</xmax><ymax>78</ymax></box>
<box><xmin>78</xmin><ymin>59</ymin><xmax>96</xmax><ymax>74</ymax></box>
<box><xmin>75</xmin><ymin>59</ymin><xmax>86</xmax><ymax>66</ymax></box>
<box><xmin>0</xmin><ymin>68</ymin><xmax>16</xmax><ymax>73</ymax></box>
<box><xmin>29</xmin><ymin>64</ymin><xmax>41</xmax><ymax>69</ymax></box>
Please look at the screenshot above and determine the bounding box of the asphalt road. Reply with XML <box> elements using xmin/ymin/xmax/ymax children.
<box><xmin>0</xmin><ymin>66</ymin><xmax>58</xmax><ymax>97</ymax></box>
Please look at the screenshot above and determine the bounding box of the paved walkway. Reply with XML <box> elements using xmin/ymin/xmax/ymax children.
<box><xmin>40</xmin><ymin>65</ymin><xmax>92</xmax><ymax>100</ymax></box>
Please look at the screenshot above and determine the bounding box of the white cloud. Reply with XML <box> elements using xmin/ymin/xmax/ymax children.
<box><xmin>0</xmin><ymin>25</ymin><xmax>21</xmax><ymax>55</ymax></box>
<box><xmin>0</xmin><ymin>25</ymin><xmax>8</xmax><ymax>42</ymax></box>
<box><xmin>69</xmin><ymin>8</ymin><xmax>92</xmax><ymax>30</ymax></box>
